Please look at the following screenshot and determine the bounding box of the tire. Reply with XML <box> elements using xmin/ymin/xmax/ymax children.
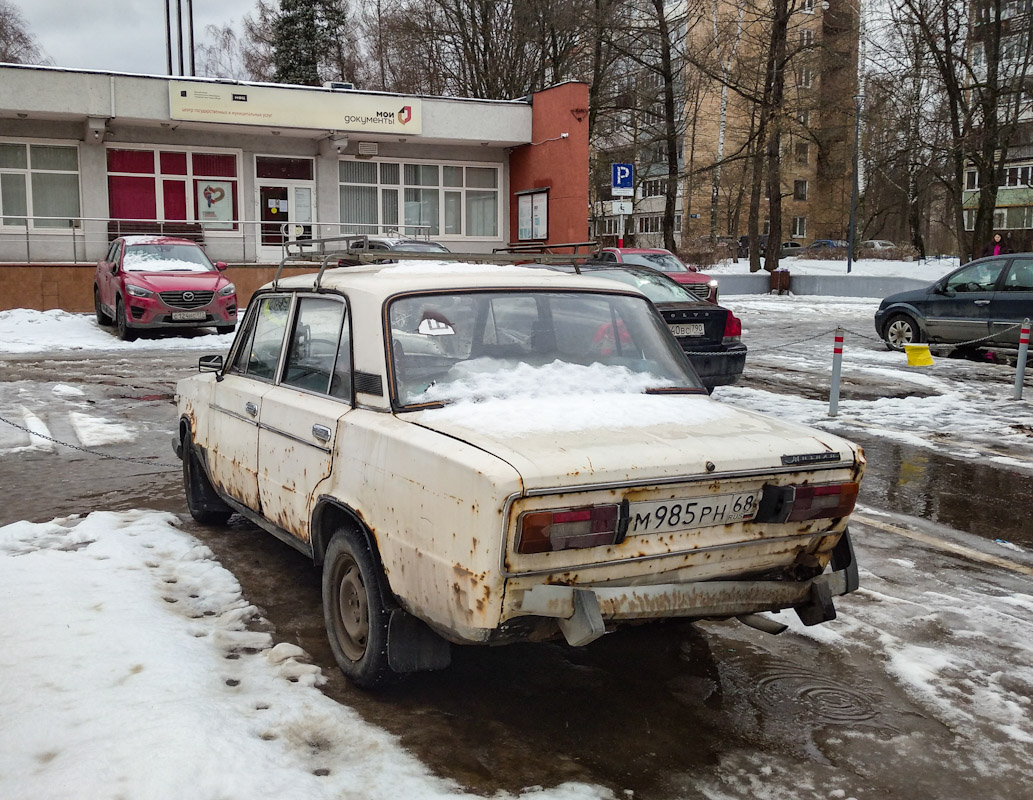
<box><xmin>322</xmin><ymin>528</ymin><xmax>396</xmax><ymax>688</ymax></box>
<box><xmin>115</xmin><ymin>298</ymin><xmax>137</xmax><ymax>342</ymax></box>
<box><xmin>215</xmin><ymin>324</ymin><xmax>236</xmax><ymax>336</ymax></box>
<box><xmin>883</xmin><ymin>313</ymin><xmax>921</xmax><ymax>351</ymax></box>
<box><xmin>94</xmin><ymin>287</ymin><xmax>113</xmax><ymax>326</ymax></box>
<box><xmin>182</xmin><ymin>435</ymin><xmax>233</xmax><ymax>525</ymax></box>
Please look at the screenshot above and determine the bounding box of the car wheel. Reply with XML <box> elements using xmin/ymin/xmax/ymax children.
<box><xmin>215</xmin><ymin>324</ymin><xmax>236</xmax><ymax>335</ymax></box>
<box><xmin>94</xmin><ymin>286</ymin><xmax>113</xmax><ymax>326</ymax></box>
<box><xmin>182</xmin><ymin>434</ymin><xmax>233</xmax><ymax>525</ymax></box>
<box><xmin>322</xmin><ymin>528</ymin><xmax>396</xmax><ymax>688</ymax></box>
<box><xmin>883</xmin><ymin>313</ymin><xmax>921</xmax><ymax>351</ymax></box>
<box><xmin>115</xmin><ymin>298</ymin><xmax>136</xmax><ymax>342</ymax></box>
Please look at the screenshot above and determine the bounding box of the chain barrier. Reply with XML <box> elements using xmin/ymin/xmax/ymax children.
<box><xmin>0</xmin><ymin>412</ymin><xmax>180</xmax><ymax>469</ymax></box>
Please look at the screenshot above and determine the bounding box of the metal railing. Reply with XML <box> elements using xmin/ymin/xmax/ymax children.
<box><xmin>0</xmin><ymin>215</ymin><xmax>444</xmax><ymax>264</ymax></box>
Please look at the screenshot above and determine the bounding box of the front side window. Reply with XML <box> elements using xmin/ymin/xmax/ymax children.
<box><xmin>282</xmin><ymin>296</ymin><xmax>351</xmax><ymax>397</ymax></box>
<box><xmin>946</xmin><ymin>261</ymin><xmax>1005</xmax><ymax>293</ymax></box>
<box><xmin>388</xmin><ymin>290</ymin><xmax>702</xmax><ymax>407</ymax></box>
<box><xmin>0</xmin><ymin>142</ymin><xmax>81</xmax><ymax>228</ymax></box>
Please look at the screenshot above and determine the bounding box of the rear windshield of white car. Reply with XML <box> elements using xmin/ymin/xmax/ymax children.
<box><xmin>123</xmin><ymin>244</ymin><xmax>215</xmax><ymax>272</ymax></box>
<box><xmin>388</xmin><ymin>290</ymin><xmax>704</xmax><ymax>408</ymax></box>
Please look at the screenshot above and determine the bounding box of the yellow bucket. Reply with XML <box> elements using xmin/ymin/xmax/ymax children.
<box><xmin>904</xmin><ymin>344</ymin><xmax>934</xmax><ymax>367</ymax></box>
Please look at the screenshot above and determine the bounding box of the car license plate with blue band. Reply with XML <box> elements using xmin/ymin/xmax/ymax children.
<box><xmin>669</xmin><ymin>323</ymin><xmax>705</xmax><ymax>337</ymax></box>
<box><xmin>172</xmin><ymin>311</ymin><xmax>206</xmax><ymax>321</ymax></box>
<box><xmin>629</xmin><ymin>491</ymin><xmax>759</xmax><ymax>534</ymax></box>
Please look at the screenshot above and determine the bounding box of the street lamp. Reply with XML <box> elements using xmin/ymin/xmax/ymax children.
<box><xmin>846</xmin><ymin>93</ymin><xmax>865</xmax><ymax>274</ymax></box>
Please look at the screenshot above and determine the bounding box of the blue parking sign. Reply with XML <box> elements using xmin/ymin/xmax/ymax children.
<box><xmin>611</xmin><ymin>163</ymin><xmax>634</xmax><ymax>196</ymax></box>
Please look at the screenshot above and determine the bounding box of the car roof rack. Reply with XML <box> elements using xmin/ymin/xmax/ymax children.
<box><xmin>273</xmin><ymin>235</ymin><xmax>603</xmax><ymax>290</ymax></box>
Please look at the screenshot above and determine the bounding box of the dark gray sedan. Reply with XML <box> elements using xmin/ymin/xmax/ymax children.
<box><xmin>874</xmin><ymin>254</ymin><xmax>1033</xmax><ymax>351</ymax></box>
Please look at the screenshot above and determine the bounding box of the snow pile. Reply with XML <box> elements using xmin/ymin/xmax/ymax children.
<box><xmin>0</xmin><ymin>511</ymin><xmax>611</xmax><ymax>800</ymax></box>
<box><xmin>708</xmin><ymin>257</ymin><xmax>960</xmax><ymax>281</ymax></box>
<box><xmin>0</xmin><ymin>309</ymin><xmax>234</xmax><ymax>354</ymax></box>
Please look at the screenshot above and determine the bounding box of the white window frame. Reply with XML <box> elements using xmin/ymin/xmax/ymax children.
<box><xmin>800</xmin><ymin>29</ymin><xmax>814</xmax><ymax>49</ymax></box>
<box><xmin>105</xmin><ymin>144</ymin><xmax>242</xmax><ymax>235</ymax></box>
<box><xmin>794</xmin><ymin>179</ymin><xmax>809</xmax><ymax>201</ymax></box>
<box><xmin>0</xmin><ymin>137</ymin><xmax>83</xmax><ymax>231</ymax></box>
<box><xmin>801</xmin><ymin>0</ymin><xmax>816</xmax><ymax>13</ymax></box>
<box><xmin>799</xmin><ymin>67</ymin><xmax>815</xmax><ymax>89</ymax></box>
<box><xmin>338</xmin><ymin>156</ymin><xmax>503</xmax><ymax>240</ymax></box>
<box><xmin>792</xmin><ymin>216</ymin><xmax>807</xmax><ymax>238</ymax></box>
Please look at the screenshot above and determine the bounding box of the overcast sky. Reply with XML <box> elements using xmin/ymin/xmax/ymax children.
<box><xmin>14</xmin><ymin>0</ymin><xmax>257</xmax><ymax>76</ymax></box>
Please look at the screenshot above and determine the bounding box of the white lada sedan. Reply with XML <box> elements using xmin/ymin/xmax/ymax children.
<box><xmin>174</xmin><ymin>261</ymin><xmax>865</xmax><ymax>688</ymax></box>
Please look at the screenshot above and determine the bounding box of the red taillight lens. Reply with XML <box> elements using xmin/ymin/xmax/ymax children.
<box><xmin>723</xmin><ymin>312</ymin><xmax>742</xmax><ymax>342</ymax></box>
<box><xmin>518</xmin><ymin>505</ymin><xmax>620</xmax><ymax>554</ymax></box>
<box><xmin>785</xmin><ymin>482</ymin><xmax>859</xmax><ymax>522</ymax></box>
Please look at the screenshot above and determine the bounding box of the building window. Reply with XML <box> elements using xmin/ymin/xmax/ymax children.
<box><xmin>792</xmin><ymin>216</ymin><xmax>807</xmax><ymax>238</ymax></box>
<box><xmin>0</xmin><ymin>142</ymin><xmax>81</xmax><ymax>228</ymax></box>
<box><xmin>106</xmin><ymin>148</ymin><xmax>239</xmax><ymax>231</ymax></box>
<box><xmin>1003</xmin><ymin>164</ymin><xmax>1033</xmax><ymax>187</ymax></box>
<box><xmin>762</xmin><ymin>219</ymin><xmax>771</xmax><ymax>235</ymax></box>
<box><xmin>994</xmin><ymin>208</ymin><xmax>1007</xmax><ymax>229</ymax></box>
<box><xmin>794</xmin><ymin>180</ymin><xmax>808</xmax><ymax>201</ymax></box>
<box><xmin>965</xmin><ymin>170</ymin><xmax>979</xmax><ymax>190</ymax></box>
<box><xmin>801</xmin><ymin>0</ymin><xmax>816</xmax><ymax>12</ymax></box>
<box><xmin>800</xmin><ymin>29</ymin><xmax>814</xmax><ymax>49</ymax></box>
<box><xmin>964</xmin><ymin>209</ymin><xmax>975</xmax><ymax>231</ymax></box>
<box><xmin>795</xmin><ymin>142</ymin><xmax>810</xmax><ymax>165</ymax></box>
<box><xmin>798</xmin><ymin>110</ymin><xmax>811</xmax><ymax>127</ymax></box>
<box><xmin>340</xmin><ymin>159</ymin><xmax>499</xmax><ymax>238</ymax></box>
<box><xmin>642</xmin><ymin>178</ymin><xmax>668</xmax><ymax>198</ymax></box>
<box><xmin>799</xmin><ymin>68</ymin><xmax>815</xmax><ymax>89</ymax></box>
<box><xmin>637</xmin><ymin>215</ymin><xmax>663</xmax><ymax>234</ymax></box>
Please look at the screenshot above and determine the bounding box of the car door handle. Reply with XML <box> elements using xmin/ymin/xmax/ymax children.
<box><xmin>312</xmin><ymin>424</ymin><xmax>332</xmax><ymax>443</ymax></box>
<box><xmin>973</xmin><ymin>299</ymin><xmax>990</xmax><ymax>305</ymax></box>
<box><xmin>245</xmin><ymin>401</ymin><xmax>258</xmax><ymax>417</ymax></box>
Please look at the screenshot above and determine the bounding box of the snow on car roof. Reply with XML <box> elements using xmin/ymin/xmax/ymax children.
<box><xmin>268</xmin><ymin>260</ymin><xmax>650</xmax><ymax>299</ymax></box>
<box><xmin>121</xmin><ymin>235</ymin><xmax>198</xmax><ymax>246</ymax></box>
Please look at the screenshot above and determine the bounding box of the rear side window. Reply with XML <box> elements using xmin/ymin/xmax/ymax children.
<box><xmin>229</xmin><ymin>295</ymin><xmax>291</xmax><ymax>380</ymax></box>
<box><xmin>1002</xmin><ymin>258</ymin><xmax>1033</xmax><ymax>292</ymax></box>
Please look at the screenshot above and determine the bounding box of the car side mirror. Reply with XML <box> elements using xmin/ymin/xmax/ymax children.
<box><xmin>215</xmin><ymin>261</ymin><xmax>228</xmax><ymax>271</ymax></box>
<box><xmin>199</xmin><ymin>354</ymin><xmax>224</xmax><ymax>374</ymax></box>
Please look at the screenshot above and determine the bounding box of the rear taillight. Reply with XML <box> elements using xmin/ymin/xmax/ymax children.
<box><xmin>723</xmin><ymin>312</ymin><xmax>742</xmax><ymax>343</ymax></box>
<box><xmin>757</xmin><ymin>482</ymin><xmax>859</xmax><ymax>524</ymax></box>
<box><xmin>517</xmin><ymin>504</ymin><xmax>620</xmax><ymax>554</ymax></box>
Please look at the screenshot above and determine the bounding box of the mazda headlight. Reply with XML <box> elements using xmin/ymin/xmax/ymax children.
<box><xmin>126</xmin><ymin>284</ymin><xmax>153</xmax><ymax>298</ymax></box>
<box><xmin>218</xmin><ymin>283</ymin><xmax>236</xmax><ymax>296</ymax></box>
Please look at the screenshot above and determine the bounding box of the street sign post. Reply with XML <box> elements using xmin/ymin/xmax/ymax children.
<box><xmin>611</xmin><ymin>164</ymin><xmax>634</xmax><ymax>246</ymax></box>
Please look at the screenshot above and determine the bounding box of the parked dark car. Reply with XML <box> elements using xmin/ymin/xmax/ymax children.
<box><xmin>552</xmin><ymin>263</ymin><xmax>746</xmax><ymax>392</ymax></box>
<box><xmin>594</xmin><ymin>247</ymin><xmax>720</xmax><ymax>303</ymax></box>
<box><xmin>336</xmin><ymin>235</ymin><xmax>451</xmax><ymax>265</ymax></box>
<box><xmin>805</xmin><ymin>239</ymin><xmax>849</xmax><ymax>251</ymax></box>
<box><xmin>874</xmin><ymin>254</ymin><xmax>1033</xmax><ymax>351</ymax></box>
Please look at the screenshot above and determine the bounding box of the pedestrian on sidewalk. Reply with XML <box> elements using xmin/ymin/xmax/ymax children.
<box><xmin>978</xmin><ymin>232</ymin><xmax>1012</xmax><ymax>258</ymax></box>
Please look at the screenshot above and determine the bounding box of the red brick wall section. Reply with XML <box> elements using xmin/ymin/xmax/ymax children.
<box><xmin>508</xmin><ymin>82</ymin><xmax>590</xmax><ymax>247</ymax></box>
<box><xmin>0</xmin><ymin>264</ymin><xmax>319</xmax><ymax>313</ymax></box>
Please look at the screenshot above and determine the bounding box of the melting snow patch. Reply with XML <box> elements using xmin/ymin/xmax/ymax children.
<box><xmin>68</xmin><ymin>412</ymin><xmax>136</xmax><ymax>447</ymax></box>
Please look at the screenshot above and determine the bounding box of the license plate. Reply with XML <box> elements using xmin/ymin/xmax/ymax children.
<box><xmin>628</xmin><ymin>492</ymin><xmax>759</xmax><ymax>534</ymax></box>
<box><xmin>172</xmin><ymin>311</ymin><xmax>206</xmax><ymax>321</ymax></box>
<box><xmin>669</xmin><ymin>323</ymin><xmax>705</xmax><ymax>337</ymax></box>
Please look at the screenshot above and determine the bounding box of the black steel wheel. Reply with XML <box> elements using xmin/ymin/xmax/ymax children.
<box><xmin>883</xmin><ymin>313</ymin><xmax>921</xmax><ymax>352</ymax></box>
<box><xmin>322</xmin><ymin>528</ymin><xmax>396</xmax><ymax>688</ymax></box>
<box><xmin>115</xmin><ymin>298</ymin><xmax>136</xmax><ymax>342</ymax></box>
<box><xmin>182</xmin><ymin>434</ymin><xmax>232</xmax><ymax>525</ymax></box>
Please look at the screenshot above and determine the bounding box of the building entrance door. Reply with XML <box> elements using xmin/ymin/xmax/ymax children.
<box><xmin>257</xmin><ymin>182</ymin><xmax>314</xmax><ymax>261</ymax></box>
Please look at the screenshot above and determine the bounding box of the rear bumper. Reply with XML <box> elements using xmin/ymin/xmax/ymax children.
<box><xmin>683</xmin><ymin>342</ymin><xmax>747</xmax><ymax>387</ymax></box>
<box><xmin>518</xmin><ymin>528</ymin><xmax>858</xmax><ymax>645</ymax></box>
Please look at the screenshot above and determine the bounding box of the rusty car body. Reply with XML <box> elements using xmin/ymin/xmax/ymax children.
<box><xmin>174</xmin><ymin>260</ymin><xmax>865</xmax><ymax>688</ymax></box>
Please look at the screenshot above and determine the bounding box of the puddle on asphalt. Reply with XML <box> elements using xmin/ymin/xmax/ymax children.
<box><xmin>852</xmin><ymin>433</ymin><xmax>1033</xmax><ymax>548</ymax></box>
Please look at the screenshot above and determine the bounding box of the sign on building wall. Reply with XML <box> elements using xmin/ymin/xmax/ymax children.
<box><xmin>170</xmin><ymin>81</ymin><xmax>423</xmax><ymax>135</ymax></box>
<box><xmin>197</xmin><ymin>180</ymin><xmax>235</xmax><ymax>230</ymax></box>
<box><xmin>517</xmin><ymin>191</ymin><xmax>548</xmax><ymax>240</ymax></box>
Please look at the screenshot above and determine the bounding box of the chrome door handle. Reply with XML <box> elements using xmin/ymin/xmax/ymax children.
<box><xmin>312</xmin><ymin>424</ymin><xmax>332</xmax><ymax>442</ymax></box>
<box><xmin>974</xmin><ymin>299</ymin><xmax>990</xmax><ymax>305</ymax></box>
<box><xmin>245</xmin><ymin>401</ymin><xmax>258</xmax><ymax>417</ymax></box>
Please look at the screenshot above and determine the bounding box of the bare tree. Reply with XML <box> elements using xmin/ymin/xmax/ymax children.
<box><xmin>197</xmin><ymin>2</ymin><xmax>276</xmax><ymax>81</ymax></box>
<box><xmin>0</xmin><ymin>0</ymin><xmax>50</xmax><ymax>64</ymax></box>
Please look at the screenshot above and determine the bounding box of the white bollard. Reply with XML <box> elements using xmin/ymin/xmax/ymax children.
<box><xmin>1014</xmin><ymin>319</ymin><xmax>1030</xmax><ymax>400</ymax></box>
<box><xmin>829</xmin><ymin>327</ymin><xmax>844</xmax><ymax>417</ymax></box>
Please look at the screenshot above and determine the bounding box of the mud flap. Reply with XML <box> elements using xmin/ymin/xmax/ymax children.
<box><xmin>794</xmin><ymin>579</ymin><xmax>837</xmax><ymax>626</ymax></box>
<box><xmin>387</xmin><ymin>609</ymin><xmax>452</xmax><ymax>673</ymax></box>
<box><xmin>558</xmin><ymin>588</ymin><xmax>606</xmax><ymax>646</ymax></box>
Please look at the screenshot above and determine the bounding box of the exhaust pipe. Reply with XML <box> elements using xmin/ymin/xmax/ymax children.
<box><xmin>736</xmin><ymin>613</ymin><xmax>788</xmax><ymax>635</ymax></box>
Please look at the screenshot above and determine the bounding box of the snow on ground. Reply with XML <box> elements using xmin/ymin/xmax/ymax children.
<box><xmin>0</xmin><ymin>511</ymin><xmax>610</xmax><ymax>800</ymax></box>
<box><xmin>707</xmin><ymin>255</ymin><xmax>960</xmax><ymax>280</ymax></box>
<box><xmin>0</xmin><ymin>309</ymin><xmax>234</xmax><ymax>354</ymax></box>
